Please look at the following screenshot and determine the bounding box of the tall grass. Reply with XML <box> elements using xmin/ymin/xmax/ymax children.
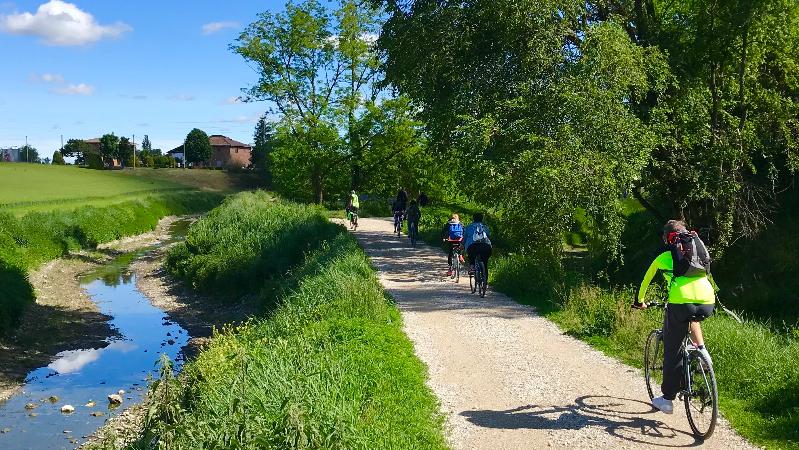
<box><xmin>131</xmin><ymin>194</ymin><xmax>446</xmax><ymax>448</ymax></box>
<box><xmin>0</xmin><ymin>191</ymin><xmax>224</xmax><ymax>334</ymax></box>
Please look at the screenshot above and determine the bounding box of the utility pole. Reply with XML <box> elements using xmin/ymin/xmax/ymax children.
<box><xmin>60</xmin><ymin>134</ymin><xmax>63</xmax><ymax>150</ymax></box>
<box><xmin>133</xmin><ymin>134</ymin><xmax>136</xmax><ymax>169</ymax></box>
<box><xmin>183</xmin><ymin>142</ymin><xmax>186</xmax><ymax>169</ymax></box>
<box><xmin>25</xmin><ymin>135</ymin><xmax>28</xmax><ymax>163</ymax></box>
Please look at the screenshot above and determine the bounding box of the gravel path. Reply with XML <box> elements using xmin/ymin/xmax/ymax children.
<box><xmin>350</xmin><ymin>218</ymin><xmax>756</xmax><ymax>450</ymax></box>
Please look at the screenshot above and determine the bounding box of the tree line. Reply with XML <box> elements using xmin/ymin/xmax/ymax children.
<box><xmin>241</xmin><ymin>0</ymin><xmax>798</xmax><ymax>263</ymax></box>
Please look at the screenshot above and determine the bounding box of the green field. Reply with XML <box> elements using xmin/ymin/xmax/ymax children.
<box><xmin>0</xmin><ymin>163</ymin><xmax>262</xmax><ymax>214</ymax></box>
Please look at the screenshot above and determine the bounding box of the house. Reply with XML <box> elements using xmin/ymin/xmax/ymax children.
<box><xmin>168</xmin><ymin>135</ymin><xmax>252</xmax><ymax>169</ymax></box>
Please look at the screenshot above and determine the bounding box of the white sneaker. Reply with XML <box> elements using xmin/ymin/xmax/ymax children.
<box><xmin>652</xmin><ymin>396</ymin><xmax>674</xmax><ymax>414</ymax></box>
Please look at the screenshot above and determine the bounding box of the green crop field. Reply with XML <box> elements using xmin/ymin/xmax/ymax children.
<box><xmin>0</xmin><ymin>163</ymin><xmax>262</xmax><ymax>214</ymax></box>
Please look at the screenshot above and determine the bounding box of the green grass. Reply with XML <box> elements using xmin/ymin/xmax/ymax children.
<box><xmin>0</xmin><ymin>191</ymin><xmax>224</xmax><ymax>334</ymax></box>
<box><xmin>0</xmin><ymin>163</ymin><xmax>263</xmax><ymax>215</ymax></box>
<box><xmin>123</xmin><ymin>194</ymin><xmax>447</xmax><ymax>449</ymax></box>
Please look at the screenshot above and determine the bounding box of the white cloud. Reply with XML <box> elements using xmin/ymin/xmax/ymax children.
<box><xmin>201</xmin><ymin>21</ymin><xmax>239</xmax><ymax>35</ymax></box>
<box><xmin>53</xmin><ymin>82</ymin><xmax>94</xmax><ymax>95</ymax></box>
<box><xmin>0</xmin><ymin>0</ymin><xmax>131</xmax><ymax>46</ymax></box>
<box><xmin>30</xmin><ymin>72</ymin><xmax>64</xmax><ymax>83</ymax></box>
<box><xmin>169</xmin><ymin>94</ymin><xmax>196</xmax><ymax>102</ymax></box>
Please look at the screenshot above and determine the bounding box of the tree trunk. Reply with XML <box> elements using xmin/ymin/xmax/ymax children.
<box><xmin>312</xmin><ymin>168</ymin><xmax>324</xmax><ymax>204</ymax></box>
<box><xmin>632</xmin><ymin>185</ymin><xmax>666</xmax><ymax>223</ymax></box>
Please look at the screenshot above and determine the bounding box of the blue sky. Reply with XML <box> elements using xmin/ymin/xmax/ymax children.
<box><xmin>0</xmin><ymin>0</ymin><xmax>288</xmax><ymax>155</ymax></box>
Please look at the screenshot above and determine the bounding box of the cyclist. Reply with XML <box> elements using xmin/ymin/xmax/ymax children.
<box><xmin>441</xmin><ymin>214</ymin><xmax>464</xmax><ymax>277</ymax></box>
<box><xmin>406</xmin><ymin>200</ymin><xmax>421</xmax><ymax>240</ymax></box>
<box><xmin>396</xmin><ymin>187</ymin><xmax>409</xmax><ymax>211</ymax></box>
<box><xmin>392</xmin><ymin>198</ymin><xmax>405</xmax><ymax>235</ymax></box>
<box><xmin>464</xmin><ymin>213</ymin><xmax>492</xmax><ymax>279</ymax></box>
<box><xmin>346</xmin><ymin>190</ymin><xmax>360</xmax><ymax>228</ymax></box>
<box><xmin>634</xmin><ymin>219</ymin><xmax>715</xmax><ymax>415</ymax></box>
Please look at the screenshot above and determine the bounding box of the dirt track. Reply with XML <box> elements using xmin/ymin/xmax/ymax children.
<box><xmin>349</xmin><ymin>218</ymin><xmax>755</xmax><ymax>450</ymax></box>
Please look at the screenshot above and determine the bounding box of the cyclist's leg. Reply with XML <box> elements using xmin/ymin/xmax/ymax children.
<box><xmin>661</xmin><ymin>303</ymin><xmax>691</xmax><ymax>401</ymax></box>
<box><xmin>482</xmin><ymin>244</ymin><xmax>493</xmax><ymax>280</ymax></box>
<box><xmin>446</xmin><ymin>242</ymin><xmax>454</xmax><ymax>267</ymax></box>
<box><xmin>688</xmin><ymin>304</ymin><xmax>714</xmax><ymax>347</ymax></box>
<box><xmin>466</xmin><ymin>244</ymin><xmax>476</xmax><ymax>272</ymax></box>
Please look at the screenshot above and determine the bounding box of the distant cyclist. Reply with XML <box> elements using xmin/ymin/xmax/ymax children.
<box><xmin>346</xmin><ymin>190</ymin><xmax>360</xmax><ymax>229</ymax></box>
<box><xmin>396</xmin><ymin>187</ymin><xmax>409</xmax><ymax>212</ymax></box>
<box><xmin>634</xmin><ymin>219</ymin><xmax>715</xmax><ymax>415</ymax></box>
<box><xmin>464</xmin><ymin>213</ymin><xmax>492</xmax><ymax>279</ymax></box>
<box><xmin>441</xmin><ymin>213</ymin><xmax>464</xmax><ymax>277</ymax></box>
<box><xmin>406</xmin><ymin>200</ymin><xmax>421</xmax><ymax>239</ymax></box>
<box><xmin>392</xmin><ymin>198</ymin><xmax>405</xmax><ymax>235</ymax></box>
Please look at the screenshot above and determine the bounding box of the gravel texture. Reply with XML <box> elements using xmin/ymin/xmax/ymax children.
<box><xmin>349</xmin><ymin>218</ymin><xmax>757</xmax><ymax>450</ymax></box>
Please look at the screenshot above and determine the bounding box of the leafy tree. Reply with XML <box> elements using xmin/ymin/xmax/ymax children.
<box><xmin>252</xmin><ymin>115</ymin><xmax>273</xmax><ymax>181</ymax></box>
<box><xmin>184</xmin><ymin>128</ymin><xmax>212</xmax><ymax>165</ymax></box>
<box><xmin>52</xmin><ymin>150</ymin><xmax>65</xmax><ymax>165</ymax></box>
<box><xmin>61</xmin><ymin>139</ymin><xmax>92</xmax><ymax>159</ymax></box>
<box><xmin>141</xmin><ymin>134</ymin><xmax>152</xmax><ymax>152</ymax></box>
<box><xmin>233</xmin><ymin>0</ymin><xmax>420</xmax><ymax>203</ymax></box>
<box><xmin>20</xmin><ymin>145</ymin><xmax>39</xmax><ymax>163</ymax></box>
<box><xmin>377</xmin><ymin>2</ymin><xmax>664</xmax><ymax>259</ymax></box>
<box><xmin>99</xmin><ymin>133</ymin><xmax>120</xmax><ymax>166</ymax></box>
<box><xmin>43</xmin><ymin>157</ymin><xmax>51</xmax><ymax>165</ymax></box>
<box><xmin>119</xmin><ymin>137</ymin><xmax>135</xmax><ymax>167</ymax></box>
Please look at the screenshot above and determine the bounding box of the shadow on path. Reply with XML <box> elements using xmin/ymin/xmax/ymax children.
<box><xmin>461</xmin><ymin>395</ymin><xmax>704</xmax><ymax>448</ymax></box>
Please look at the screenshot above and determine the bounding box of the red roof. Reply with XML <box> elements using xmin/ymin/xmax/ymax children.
<box><xmin>209</xmin><ymin>135</ymin><xmax>251</xmax><ymax>148</ymax></box>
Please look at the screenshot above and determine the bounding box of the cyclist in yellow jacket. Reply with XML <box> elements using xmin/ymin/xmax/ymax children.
<box><xmin>634</xmin><ymin>220</ymin><xmax>715</xmax><ymax>414</ymax></box>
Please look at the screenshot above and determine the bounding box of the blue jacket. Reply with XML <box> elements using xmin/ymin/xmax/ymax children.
<box><xmin>464</xmin><ymin>222</ymin><xmax>491</xmax><ymax>249</ymax></box>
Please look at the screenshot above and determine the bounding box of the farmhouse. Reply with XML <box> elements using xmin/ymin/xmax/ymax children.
<box><xmin>168</xmin><ymin>134</ymin><xmax>252</xmax><ymax>169</ymax></box>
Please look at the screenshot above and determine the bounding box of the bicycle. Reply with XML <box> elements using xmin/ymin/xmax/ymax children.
<box><xmin>445</xmin><ymin>239</ymin><xmax>463</xmax><ymax>283</ymax></box>
<box><xmin>469</xmin><ymin>254</ymin><xmax>487</xmax><ymax>297</ymax></box>
<box><xmin>642</xmin><ymin>301</ymin><xmax>718</xmax><ymax>439</ymax></box>
<box><xmin>393</xmin><ymin>212</ymin><xmax>404</xmax><ymax>237</ymax></box>
<box><xmin>408</xmin><ymin>220</ymin><xmax>419</xmax><ymax>247</ymax></box>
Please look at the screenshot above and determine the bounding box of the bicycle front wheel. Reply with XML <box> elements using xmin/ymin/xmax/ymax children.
<box><xmin>685</xmin><ymin>350</ymin><xmax>718</xmax><ymax>439</ymax></box>
<box><xmin>644</xmin><ymin>329</ymin><xmax>663</xmax><ymax>400</ymax></box>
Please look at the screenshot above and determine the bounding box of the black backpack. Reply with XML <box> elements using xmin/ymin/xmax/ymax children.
<box><xmin>668</xmin><ymin>231</ymin><xmax>711</xmax><ymax>277</ymax></box>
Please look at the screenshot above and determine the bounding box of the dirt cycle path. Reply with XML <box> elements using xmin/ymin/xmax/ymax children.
<box><xmin>349</xmin><ymin>218</ymin><xmax>756</xmax><ymax>450</ymax></box>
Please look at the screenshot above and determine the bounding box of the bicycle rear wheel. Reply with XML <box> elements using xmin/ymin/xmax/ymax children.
<box><xmin>644</xmin><ymin>329</ymin><xmax>664</xmax><ymax>400</ymax></box>
<box><xmin>685</xmin><ymin>350</ymin><xmax>718</xmax><ymax>439</ymax></box>
<box><xmin>478</xmin><ymin>261</ymin><xmax>487</xmax><ymax>297</ymax></box>
<box><xmin>469</xmin><ymin>267</ymin><xmax>476</xmax><ymax>293</ymax></box>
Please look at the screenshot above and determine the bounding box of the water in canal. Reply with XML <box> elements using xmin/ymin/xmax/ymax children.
<box><xmin>0</xmin><ymin>224</ymin><xmax>191</xmax><ymax>449</ymax></box>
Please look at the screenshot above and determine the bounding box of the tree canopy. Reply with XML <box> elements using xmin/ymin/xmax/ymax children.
<box><xmin>376</xmin><ymin>0</ymin><xmax>799</xmax><ymax>257</ymax></box>
<box><xmin>184</xmin><ymin>128</ymin><xmax>212</xmax><ymax>164</ymax></box>
<box><xmin>234</xmin><ymin>0</ymin><xmax>441</xmax><ymax>203</ymax></box>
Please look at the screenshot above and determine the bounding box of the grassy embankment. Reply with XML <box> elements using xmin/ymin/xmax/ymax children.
<box><xmin>117</xmin><ymin>192</ymin><xmax>446</xmax><ymax>448</ymax></box>
<box><xmin>415</xmin><ymin>203</ymin><xmax>799</xmax><ymax>449</ymax></box>
<box><xmin>0</xmin><ymin>163</ymin><xmax>249</xmax><ymax>334</ymax></box>
<box><xmin>0</xmin><ymin>164</ymin><xmax>259</xmax><ymax>215</ymax></box>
